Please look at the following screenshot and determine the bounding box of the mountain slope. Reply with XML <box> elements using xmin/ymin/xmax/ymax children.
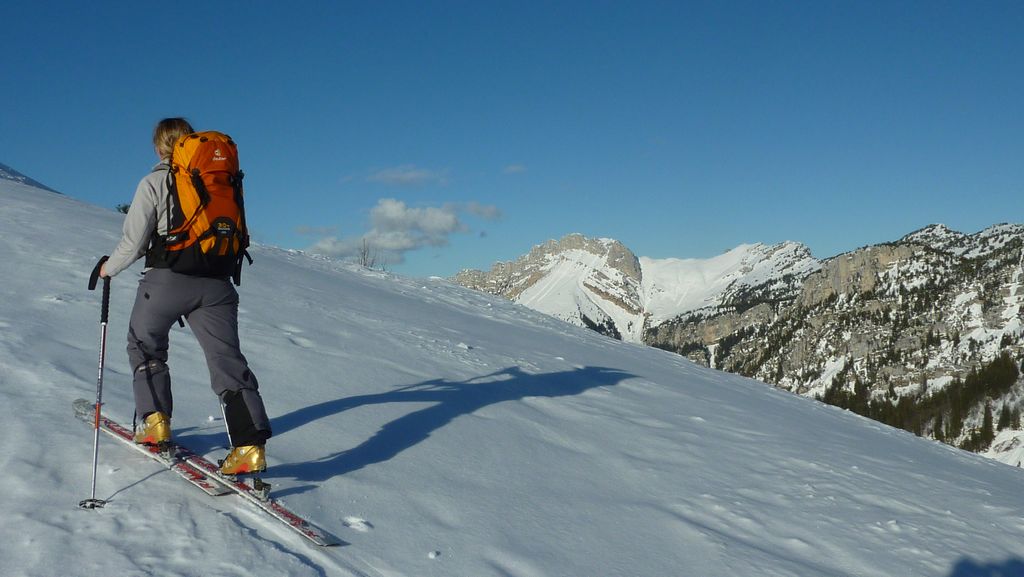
<box><xmin>453</xmin><ymin>234</ymin><xmax>819</xmax><ymax>342</ymax></box>
<box><xmin>0</xmin><ymin>161</ymin><xmax>60</xmax><ymax>193</ymax></box>
<box><xmin>647</xmin><ymin>223</ymin><xmax>1024</xmax><ymax>461</ymax></box>
<box><xmin>640</xmin><ymin>240</ymin><xmax>820</xmax><ymax>326</ymax></box>
<box><xmin>457</xmin><ymin>230</ymin><xmax>1024</xmax><ymax>465</ymax></box>
<box><xmin>454</xmin><ymin>234</ymin><xmax>646</xmax><ymax>340</ymax></box>
<box><xmin>2</xmin><ymin>179</ymin><xmax>1024</xmax><ymax>576</ymax></box>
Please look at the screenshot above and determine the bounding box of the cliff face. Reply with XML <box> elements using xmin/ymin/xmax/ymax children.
<box><xmin>655</xmin><ymin>226</ymin><xmax>1024</xmax><ymax>393</ymax></box>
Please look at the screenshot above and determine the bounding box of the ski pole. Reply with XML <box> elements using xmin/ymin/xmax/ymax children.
<box><xmin>80</xmin><ymin>256</ymin><xmax>110</xmax><ymax>510</ymax></box>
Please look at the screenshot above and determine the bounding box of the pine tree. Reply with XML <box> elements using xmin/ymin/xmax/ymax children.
<box><xmin>853</xmin><ymin>377</ymin><xmax>870</xmax><ymax>415</ymax></box>
<box><xmin>982</xmin><ymin>403</ymin><xmax>995</xmax><ymax>446</ymax></box>
<box><xmin>947</xmin><ymin>384</ymin><xmax>965</xmax><ymax>441</ymax></box>
<box><xmin>998</xmin><ymin>403</ymin><xmax>1012</xmax><ymax>431</ymax></box>
<box><xmin>933</xmin><ymin>412</ymin><xmax>945</xmax><ymax>442</ymax></box>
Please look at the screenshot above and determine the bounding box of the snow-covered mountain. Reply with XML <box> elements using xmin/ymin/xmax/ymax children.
<box><xmin>640</xmin><ymin>240</ymin><xmax>820</xmax><ymax>326</ymax></box>
<box><xmin>453</xmin><ymin>234</ymin><xmax>819</xmax><ymax>342</ymax></box>
<box><xmin>4</xmin><ymin>171</ymin><xmax>1024</xmax><ymax>576</ymax></box>
<box><xmin>456</xmin><ymin>227</ymin><xmax>1024</xmax><ymax>467</ymax></box>
<box><xmin>0</xmin><ymin>161</ymin><xmax>59</xmax><ymax>193</ymax></box>
<box><xmin>901</xmin><ymin>222</ymin><xmax>1024</xmax><ymax>258</ymax></box>
<box><xmin>649</xmin><ymin>223</ymin><xmax>1024</xmax><ymax>459</ymax></box>
<box><xmin>453</xmin><ymin>234</ymin><xmax>647</xmax><ymax>340</ymax></box>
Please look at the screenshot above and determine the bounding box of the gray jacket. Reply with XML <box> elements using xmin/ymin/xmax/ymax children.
<box><xmin>105</xmin><ymin>162</ymin><xmax>175</xmax><ymax>277</ymax></box>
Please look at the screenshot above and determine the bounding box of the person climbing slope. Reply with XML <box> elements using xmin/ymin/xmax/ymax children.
<box><xmin>99</xmin><ymin>117</ymin><xmax>270</xmax><ymax>475</ymax></box>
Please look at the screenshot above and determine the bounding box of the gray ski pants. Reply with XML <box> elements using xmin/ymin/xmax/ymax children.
<box><xmin>126</xmin><ymin>268</ymin><xmax>271</xmax><ymax>442</ymax></box>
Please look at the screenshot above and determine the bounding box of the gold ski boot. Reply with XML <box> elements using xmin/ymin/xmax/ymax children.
<box><xmin>219</xmin><ymin>445</ymin><xmax>267</xmax><ymax>476</ymax></box>
<box><xmin>134</xmin><ymin>412</ymin><xmax>171</xmax><ymax>446</ymax></box>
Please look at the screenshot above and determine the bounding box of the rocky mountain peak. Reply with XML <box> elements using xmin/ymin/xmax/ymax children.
<box><xmin>900</xmin><ymin>223</ymin><xmax>964</xmax><ymax>247</ymax></box>
<box><xmin>454</xmin><ymin>233</ymin><xmax>642</xmax><ymax>298</ymax></box>
<box><xmin>900</xmin><ymin>223</ymin><xmax>1024</xmax><ymax>259</ymax></box>
<box><xmin>541</xmin><ymin>233</ymin><xmax>643</xmax><ymax>282</ymax></box>
<box><xmin>453</xmin><ymin>233</ymin><xmax>646</xmax><ymax>339</ymax></box>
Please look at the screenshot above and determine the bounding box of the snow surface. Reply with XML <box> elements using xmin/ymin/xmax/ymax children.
<box><xmin>2</xmin><ymin>180</ymin><xmax>1024</xmax><ymax>576</ymax></box>
<box><xmin>0</xmin><ymin>162</ymin><xmax>59</xmax><ymax>193</ymax></box>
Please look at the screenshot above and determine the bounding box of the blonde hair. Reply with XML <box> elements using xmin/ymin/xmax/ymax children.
<box><xmin>153</xmin><ymin>118</ymin><xmax>195</xmax><ymax>159</ymax></box>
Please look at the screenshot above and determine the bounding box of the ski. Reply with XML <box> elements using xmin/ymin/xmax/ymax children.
<box><xmin>72</xmin><ymin>398</ymin><xmax>230</xmax><ymax>496</ymax></box>
<box><xmin>178</xmin><ymin>452</ymin><xmax>341</xmax><ymax>547</ymax></box>
<box><xmin>72</xmin><ymin>399</ymin><xmax>342</xmax><ymax>547</ymax></box>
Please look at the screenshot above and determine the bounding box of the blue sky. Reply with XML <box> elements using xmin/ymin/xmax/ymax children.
<box><xmin>2</xmin><ymin>2</ymin><xmax>1022</xmax><ymax>277</ymax></box>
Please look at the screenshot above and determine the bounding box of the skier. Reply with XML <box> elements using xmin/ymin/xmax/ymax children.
<box><xmin>99</xmin><ymin>117</ymin><xmax>271</xmax><ymax>475</ymax></box>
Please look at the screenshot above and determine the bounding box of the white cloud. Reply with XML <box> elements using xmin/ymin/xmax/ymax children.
<box><xmin>306</xmin><ymin>198</ymin><xmax>501</xmax><ymax>265</ymax></box>
<box><xmin>372</xmin><ymin>198</ymin><xmax>465</xmax><ymax>242</ymax></box>
<box><xmin>503</xmin><ymin>164</ymin><xmax>527</xmax><ymax>174</ymax></box>
<box><xmin>307</xmin><ymin>235</ymin><xmax>364</xmax><ymax>258</ymax></box>
<box><xmin>367</xmin><ymin>165</ymin><xmax>450</xmax><ymax>187</ymax></box>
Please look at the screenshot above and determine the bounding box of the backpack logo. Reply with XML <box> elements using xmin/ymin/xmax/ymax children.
<box><xmin>213</xmin><ymin>148</ymin><xmax>227</xmax><ymax>162</ymax></box>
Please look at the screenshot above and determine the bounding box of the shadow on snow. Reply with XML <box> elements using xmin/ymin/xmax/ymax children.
<box><xmin>243</xmin><ymin>365</ymin><xmax>633</xmax><ymax>496</ymax></box>
<box><xmin>946</xmin><ymin>557</ymin><xmax>1024</xmax><ymax>577</ymax></box>
<box><xmin>179</xmin><ymin>365</ymin><xmax>632</xmax><ymax>495</ymax></box>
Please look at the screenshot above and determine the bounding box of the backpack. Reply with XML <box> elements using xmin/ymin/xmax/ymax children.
<box><xmin>147</xmin><ymin>131</ymin><xmax>252</xmax><ymax>284</ymax></box>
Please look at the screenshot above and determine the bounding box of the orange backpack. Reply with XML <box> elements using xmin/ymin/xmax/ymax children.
<box><xmin>147</xmin><ymin>131</ymin><xmax>251</xmax><ymax>284</ymax></box>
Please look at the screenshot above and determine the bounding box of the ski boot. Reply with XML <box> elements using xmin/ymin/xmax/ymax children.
<box><xmin>134</xmin><ymin>411</ymin><xmax>173</xmax><ymax>458</ymax></box>
<box><xmin>219</xmin><ymin>445</ymin><xmax>270</xmax><ymax>501</ymax></box>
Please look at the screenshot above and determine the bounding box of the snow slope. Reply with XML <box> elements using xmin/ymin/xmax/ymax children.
<box><xmin>2</xmin><ymin>178</ymin><xmax>1024</xmax><ymax>576</ymax></box>
<box><xmin>640</xmin><ymin>241</ymin><xmax>820</xmax><ymax>326</ymax></box>
<box><xmin>0</xmin><ymin>161</ymin><xmax>59</xmax><ymax>193</ymax></box>
<box><xmin>516</xmin><ymin>246</ymin><xmax>643</xmax><ymax>340</ymax></box>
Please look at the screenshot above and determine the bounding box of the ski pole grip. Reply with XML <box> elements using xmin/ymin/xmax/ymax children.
<box><xmin>88</xmin><ymin>256</ymin><xmax>109</xmax><ymax>291</ymax></box>
<box><xmin>101</xmin><ymin>276</ymin><xmax>111</xmax><ymax>324</ymax></box>
<box><xmin>89</xmin><ymin>256</ymin><xmax>111</xmax><ymax>324</ymax></box>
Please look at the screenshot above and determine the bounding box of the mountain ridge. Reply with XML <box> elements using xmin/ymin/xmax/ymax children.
<box><xmin>453</xmin><ymin>234</ymin><xmax>822</xmax><ymax>342</ymax></box>
<box><xmin>454</xmin><ymin>226</ymin><xmax>1024</xmax><ymax>464</ymax></box>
